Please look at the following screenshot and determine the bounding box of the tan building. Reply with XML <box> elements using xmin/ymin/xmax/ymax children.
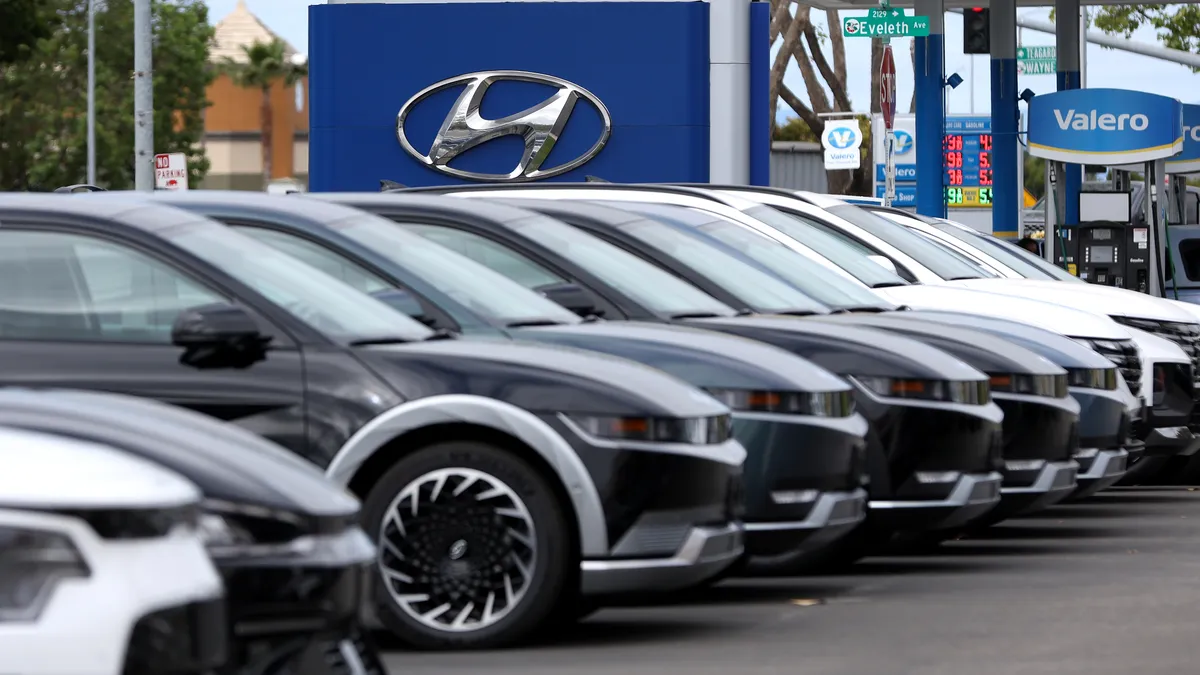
<box><xmin>203</xmin><ymin>0</ymin><xmax>309</xmax><ymax>190</ymax></box>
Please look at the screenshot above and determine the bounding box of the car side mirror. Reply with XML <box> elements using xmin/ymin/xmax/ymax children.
<box><xmin>867</xmin><ymin>255</ymin><xmax>899</xmax><ymax>274</ymax></box>
<box><xmin>535</xmin><ymin>282</ymin><xmax>603</xmax><ymax>318</ymax></box>
<box><xmin>171</xmin><ymin>303</ymin><xmax>271</xmax><ymax>369</ymax></box>
<box><xmin>369</xmin><ymin>288</ymin><xmax>436</xmax><ymax>327</ymax></box>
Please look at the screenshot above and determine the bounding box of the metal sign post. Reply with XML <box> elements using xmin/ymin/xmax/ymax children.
<box><xmin>879</xmin><ymin>9</ymin><xmax>897</xmax><ymax>208</ymax></box>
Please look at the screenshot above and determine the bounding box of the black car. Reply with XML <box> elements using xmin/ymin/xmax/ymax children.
<box><xmin>390</xmin><ymin>189</ymin><xmax>1085</xmax><ymax>518</ymax></box>
<box><xmin>0</xmin><ymin>195</ymin><xmax>744</xmax><ymax>649</ymax></box>
<box><xmin>0</xmin><ymin>388</ymin><xmax>382</xmax><ymax>675</ymax></box>
<box><xmin>98</xmin><ymin>190</ymin><xmax>871</xmax><ymax>577</ymax></box>
<box><xmin>308</xmin><ymin>192</ymin><xmax>1009</xmax><ymax>564</ymax></box>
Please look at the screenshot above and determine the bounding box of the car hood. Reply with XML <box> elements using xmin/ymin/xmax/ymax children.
<box><xmin>1166</xmin><ymin>298</ymin><xmax>1200</xmax><ymax>323</ymax></box>
<box><xmin>888</xmin><ymin>310</ymin><xmax>1117</xmax><ymax>370</ymax></box>
<box><xmin>812</xmin><ymin>313</ymin><xmax>1065</xmax><ymax>376</ymax></box>
<box><xmin>874</xmin><ymin>284</ymin><xmax>1131</xmax><ymax>339</ymax></box>
<box><xmin>513</xmin><ymin>321</ymin><xmax>852</xmax><ymax>393</ymax></box>
<box><xmin>686</xmin><ymin>315</ymin><xmax>988</xmax><ymax>381</ymax></box>
<box><xmin>358</xmin><ymin>337</ymin><xmax>729</xmax><ymax>419</ymax></box>
<box><xmin>0</xmin><ymin>389</ymin><xmax>362</xmax><ymax>516</ymax></box>
<box><xmin>949</xmin><ymin>278</ymin><xmax>1200</xmax><ymax>323</ymax></box>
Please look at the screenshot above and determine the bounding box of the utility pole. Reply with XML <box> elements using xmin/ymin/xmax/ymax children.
<box><xmin>133</xmin><ymin>0</ymin><xmax>154</xmax><ymax>191</ymax></box>
<box><xmin>86</xmin><ymin>0</ymin><xmax>96</xmax><ymax>185</ymax></box>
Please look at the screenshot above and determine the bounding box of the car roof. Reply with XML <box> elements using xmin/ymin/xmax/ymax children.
<box><xmin>480</xmin><ymin>198</ymin><xmax>645</xmax><ymax>226</ymax></box>
<box><xmin>87</xmin><ymin>189</ymin><xmax>375</xmax><ymax>225</ymax></box>
<box><xmin>0</xmin><ymin>193</ymin><xmax>213</xmax><ymax>234</ymax></box>
<box><xmin>310</xmin><ymin>191</ymin><xmax>543</xmax><ymax>224</ymax></box>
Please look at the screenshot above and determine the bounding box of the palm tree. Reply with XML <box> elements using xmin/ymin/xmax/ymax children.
<box><xmin>219</xmin><ymin>38</ymin><xmax>306</xmax><ymax>189</ymax></box>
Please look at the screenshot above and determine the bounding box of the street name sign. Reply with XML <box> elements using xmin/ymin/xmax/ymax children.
<box><xmin>843</xmin><ymin>13</ymin><xmax>930</xmax><ymax>38</ymax></box>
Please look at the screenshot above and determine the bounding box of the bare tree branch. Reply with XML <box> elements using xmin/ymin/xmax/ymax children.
<box><xmin>909</xmin><ymin>38</ymin><xmax>917</xmax><ymax>113</ymax></box>
<box><xmin>784</xmin><ymin>6</ymin><xmax>831</xmax><ymax>114</ymax></box>
<box><xmin>869</xmin><ymin>38</ymin><xmax>883</xmax><ymax>113</ymax></box>
<box><xmin>802</xmin><ymin>21</ymin><xmax>851</xmax><ymax>111</ymax></box>
<box><xmin>779</xmin><ymin>82</ymin><xmax>823</xmax><ymax>136</ymax></box>
<box><xmin>769</xmin><ymin>0</ymin><xmax>792</xmax><ymax>43</ymax></box>
<box><xmin>825</xmin><ymin>9</ymin><xmax>847</xmax><ymax>86</ymax></box>
<box><xmin>769</xmin><ymin>10</ymin><xmax>806</xmax><ymax>132</ymax></box>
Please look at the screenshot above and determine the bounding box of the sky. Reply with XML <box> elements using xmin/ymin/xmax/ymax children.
<box><xmin>208</xmin><ymin>0</ymin><xmax>1200</xmax><ymax>123</ymax></box>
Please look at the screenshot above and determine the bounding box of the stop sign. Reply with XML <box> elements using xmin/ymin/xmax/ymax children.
<box><xmin>880</xmin><ymin>45</ymin><xmax>897</xmax><ymax>130</ymax></box>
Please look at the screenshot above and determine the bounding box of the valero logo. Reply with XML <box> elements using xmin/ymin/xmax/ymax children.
<box><xmin>894</xmin><ymin>130</ymin><xmax>913</xmax><ymax>154</ymax></box>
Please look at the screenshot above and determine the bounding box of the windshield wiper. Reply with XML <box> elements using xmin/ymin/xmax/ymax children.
<box><xmin>774</xmin><ymin>309</ymin><xmax>820</xmax><ymax>317</ymax></box>
<box><xmin>505</xmin><ymin>319</ymin><xmax>565</xmax><ymax>328</ymax></box>
<box><xmin>841</xmin><ymin>306</ymin><xmax>889</xmax><ymax>313</ymax></box>
<box><xmin>946</xmin><ymin>275</ymin><xmax>983</xmax><ymax>281</ymax></box>
<box><xmin>669</xmin><ymin>311</ymin><xmax>725</xmax><ymax>319</ymax></box>
<box><xmin>349</xmin><ymin>329</ymin><xmax>457</xmax><ymax>346</ymax></box>
<box><xmin>871</xmin><ymin>281</ymin><xmax>908</xmax><ymax>289</ymax></box>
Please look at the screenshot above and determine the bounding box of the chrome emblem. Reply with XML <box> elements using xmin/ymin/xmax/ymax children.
<box><xmin>396</xmin><ymin>70</ymin><xmax>612</xmax><ymax>182</ymax></box>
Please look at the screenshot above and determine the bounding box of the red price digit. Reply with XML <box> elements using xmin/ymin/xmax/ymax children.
<box><xmin>980</xmin><ymin>135</ymin><xmax>992</xmax><ymax>151</ymax></box>
<box><xmin>980</xmin><ymin>152</ymin><xmax>991</xmax><ymax>169</ymax></box>
<box><xmin>980</xmin><ymin>169</ymin><xmax>993</xmax><ymax>186</ymax></box>
<box><xmin>947</xmin><ymin>169</ymin><xmax>963</xmax><ymax>185</ymax></box>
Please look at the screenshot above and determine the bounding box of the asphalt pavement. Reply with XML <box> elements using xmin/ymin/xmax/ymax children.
<box><xmin>381</xmin><ymin>487</ymin><xmax>1200</xmax><ymax>675</ymax></box>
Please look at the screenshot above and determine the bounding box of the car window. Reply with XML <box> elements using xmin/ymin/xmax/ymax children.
<box><xmin>236</xmin><ymin>227</ymin><xmax>392</xmax><ymax>294</ymax></box>
<box><xmin>163</xmin><ymin>220</ymin><xmax>434</xmax><ymax>343</ymax></box>
<box><xmin>591</xmin><ymin>203</ymin><xmax>828</xmax><ymax>314</ymax></box>
<box><xmin>405</xmin><ymin>218</ymin><xmax>738</xmax><ymax>317</ymax></box>
<box><xmin>752</xmin><ymin>207</ymin><xmax>914</xmax><ymax>287</ymax></box>
<box><xmin>412</xmin><ymin>224</ymin><xmax>566</xmax><ymax>289</ymax></box>
<box><xmin>332</xmin><ymin>216</ymin><xmax>581</xmax><ymax>326</ymax></box>
<box><xmin>0</xmin><ymin>229</ymin><xmax>225</xmax><ymax>343</ymax></box>
<box><xmin>828</xmin><ymin>204</ymin><xmax>996</xmax><ymax>280</ymax></box>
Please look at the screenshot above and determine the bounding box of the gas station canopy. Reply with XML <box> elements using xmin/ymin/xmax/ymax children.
<box><xmin>812</xmin><ymin>0</ymin><xmax>1179</xmax><ymax>9</ymax></box>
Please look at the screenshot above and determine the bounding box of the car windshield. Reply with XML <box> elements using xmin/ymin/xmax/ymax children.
<box><xmin>166</xmin><ymin>219</ymin><xmax>435</xmax><ymax>343</ymax></box>
<box><xmin>617</xmin><ymin>204</ymin><xmax>894</xmax><ymax>311</ymax></box>
<box><xmin>828</xmin><ymin>204</ymin><xmax>998</xmax><ymax>280</ymax></box>
<box><xmin>917</xmin><ymin>219</ymin><xmax>1057</xmax><ymax>279</ymax></box>
<box><xmin>506</xmin><ymin>215</ymin><xmax>738</xmax><ymax>317</ymax></box>
<box><xmin>952</xmin><ymin>225</ymin><xmax>1082</xmax><ymax>282</ymax></box>
<box><xmin>592</xmin><ymin>202</ymin><xmax>830</xmax><ymax>314</ymax></box>
<box><xmin>336</xmin><ymin>215</ymin><xmax>582</xmax><ymax>326</ymax></box>
<box><xmin>745</xmin><ymin>206</ymin><xmax>911</xmax><ymax>288</ymax></box>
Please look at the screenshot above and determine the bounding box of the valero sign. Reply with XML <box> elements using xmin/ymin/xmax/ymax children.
<box><xmin>1166</xmin><ymin>103</ymin><xmax>1200</xmax><ymax>175</ymax></box>
<box><xmin>1027</xmin><ymin>88</ymin><xmax>1183</xmax><ymax>166</ymax></box>
<box><xmin>821</xmin><ymin>121</ymin><xmax>863</xmax><ymax>171</ymax></box>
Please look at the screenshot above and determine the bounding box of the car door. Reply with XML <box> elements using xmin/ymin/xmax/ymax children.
<box><xmin>0</xmin><ymin>223</ymin><xmax>310</xmax><ymax>454</ymax></box>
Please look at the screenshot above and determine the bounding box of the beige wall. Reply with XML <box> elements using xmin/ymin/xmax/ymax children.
<box><xmin>203</xmin><ymin>71</ymin><xmax>309</xmax><ymax>186</ymax></box>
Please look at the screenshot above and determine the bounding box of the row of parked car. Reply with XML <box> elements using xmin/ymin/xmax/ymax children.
<box><xmin>5</xmin><ymin>183</ymin><xmax>1200</xmax><ymax>672</ymax></box>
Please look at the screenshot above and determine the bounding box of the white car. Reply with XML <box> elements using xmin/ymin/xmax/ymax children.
<box><xmin>0</xmin><ymin>426</ymin><xmax>226</xmax><ymax>675</ymax></box>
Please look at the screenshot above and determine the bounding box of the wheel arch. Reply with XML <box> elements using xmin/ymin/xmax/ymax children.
<box><xmin>326</xmin><ymin>394</ymin><xmax>609</xmax><ymax>556</ymax></box>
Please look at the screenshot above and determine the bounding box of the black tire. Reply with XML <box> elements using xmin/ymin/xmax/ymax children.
<box><xmin>361</xmin><ymin>441</ymin><xmax>573</xmax><ymax>650</ymax></box>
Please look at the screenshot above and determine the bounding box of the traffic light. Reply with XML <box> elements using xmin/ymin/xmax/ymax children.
<box><xmin>963</xmin><ymin>7</ymin><xmax>990</xmax><ymax>54</ymax></box>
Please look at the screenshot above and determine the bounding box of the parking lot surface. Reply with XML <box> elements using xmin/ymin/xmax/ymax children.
<box><xmin>382</xmin><ymin>487</ymin><xmax>1200</xmax><ymax>675</ymax></box>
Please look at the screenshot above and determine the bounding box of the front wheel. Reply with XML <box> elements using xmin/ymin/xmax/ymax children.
<box><xmin>362</xmin><ymin>441</ymin><xmax>573</xmax><ymax>650</ymax></box>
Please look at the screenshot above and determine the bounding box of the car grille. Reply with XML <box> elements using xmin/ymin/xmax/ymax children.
<box><xmin>1111</xmin><ymin>318</ymin><xmax>1200</xmax><ymax>426</ymax></box>
<box><xmin>1085</xmin><ymin>338</ymin><xmax>1142</xmax><ymax>393</ymax></box>
<box><xmin>725</xmin><ymin>473</ymin><xmax>746</xmax><ymax>521</ymax></box>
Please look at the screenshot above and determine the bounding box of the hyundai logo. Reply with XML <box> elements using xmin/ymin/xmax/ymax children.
<box><xmin>894</xmin><ymin>130</ymin><xmax>914</xmax><ymax>154</ymax></box>
<box><xmin>396</xmin><ymin>70</ymin><xmax>612</xmax><ymax>182</ymax></box>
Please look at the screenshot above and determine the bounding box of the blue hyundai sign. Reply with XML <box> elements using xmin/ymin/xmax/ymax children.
<box><xmin>308</xmin><ymin>2</ymin><xmax>714</xmax><ymax>190</ymax></box>
<box><xmin>1027</xmin><ymin>88</ymin><xmax>1183</xmax><ymax>166</ymax></box>
<box><xmin>1166</xmin><ymin>103</ymin><xmax>1200</xmax><ymax>175</ymax></box>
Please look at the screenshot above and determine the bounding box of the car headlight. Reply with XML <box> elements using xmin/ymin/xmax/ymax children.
<box><xmin>851</xmin><ymin>376</ymin><xmax>990</xmax><ymax>405</ymax></box>
<box><xmin>1065</xmin><ymin>368</ymin><xmax>1118</xmax><ymax>391</ymax></box>
<box><xmin>0</xmin><ymin>526</ymin><xmax>91</xmax><ymax>622</ymax></box>
<box><xmin>705</xmin><ymin>388</ymin><xmax>856</xmax><ymax>418</ymax></box>
<box><xmin>199</xmin><ymin>500</ymin><xmax>312</xmax><ymax>559</ymax></box>
<box><xmin>989</xmin><ymin>373</ymin><xmax>1070</xmax><ymax>397</ymax></box>
<box><xmin>566</xmin><ymin>414</ymin><xmax>734</xmax><ymax>444</ymax></box>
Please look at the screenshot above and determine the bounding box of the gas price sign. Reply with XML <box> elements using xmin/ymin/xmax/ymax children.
<box><xmin>942</xmin><ymin>117</ymin><xmax>993</xmax><ymax>208</ymax></box>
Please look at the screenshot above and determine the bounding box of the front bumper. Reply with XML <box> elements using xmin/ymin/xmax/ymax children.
<box><xmin>870</xmin><ymin>471</ymin><xmax>1003</xmax><ymax>531</ymax></box>
<box><xmin>219</xmin><ymin>527</ymin><xmax>378</xmax><ymax>674</ymax></box>
<box><xmin>580</xmin><ymin>522</ymin><xmax>744</xmax><ymax>595</ymax></box>
<box><xmin>734</xmin><ymin>413</ymin><xmax>868</xmax><ymax>559</ymax></box>
<box><xmin>1070</xmin><ymin>448</ymin><xmax>1129</xmax><ymax>499</ymax></box>
<box><xmin>992</xmin><ymin>459</ymin><xmax>1079</xmax><ymax>518</ymax></box>
<box><xmin>744</xmin><ymin>488</ymin><xmax>867</xmax><ymax>559</ymax></box>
